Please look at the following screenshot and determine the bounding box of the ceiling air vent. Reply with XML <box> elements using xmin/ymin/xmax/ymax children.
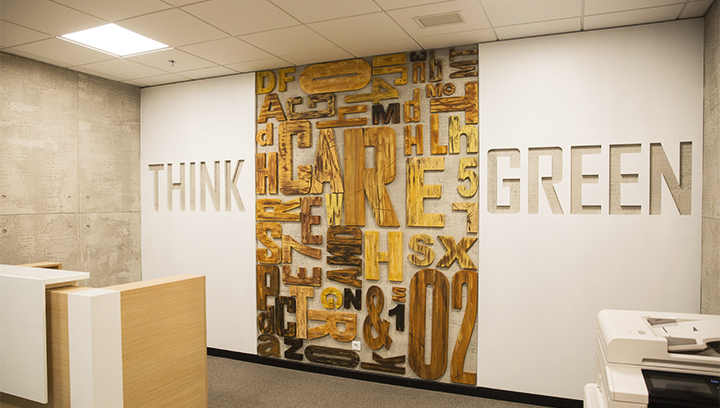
<box><xmin>414</xmin><ymin>11</ymin><xmax>465</xmax><ymax>28</ymax></box>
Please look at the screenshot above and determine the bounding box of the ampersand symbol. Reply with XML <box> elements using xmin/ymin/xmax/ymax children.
<box><xmin>363</xmin><ymin>285</ymin><xmax>392</xmax><ymax>350</ymax></box>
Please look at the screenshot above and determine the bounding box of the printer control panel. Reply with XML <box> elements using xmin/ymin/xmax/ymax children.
<box><xmin>643</xmin><ymin>369</ymin><xmax>719</xmax><ymax>408</ymax></box>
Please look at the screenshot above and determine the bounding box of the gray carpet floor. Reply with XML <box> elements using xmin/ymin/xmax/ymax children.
<box><xmin>208</xmin><ymin>355</ymin><xmax>544</xmax><ymax>408</ymax></box>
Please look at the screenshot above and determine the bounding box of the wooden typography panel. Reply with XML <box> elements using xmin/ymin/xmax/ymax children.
<box><xmin>256</xmin><ymin>46</ymin><xmax>478</xmax><ymax>385</ymax></box>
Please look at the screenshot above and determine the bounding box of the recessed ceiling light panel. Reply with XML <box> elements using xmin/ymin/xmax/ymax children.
<box><xmin>414</xmin><ymin>11</ymin><xmax>466</xmax><ymax>28</ymax></box>
<box><xmin>60</xmin><ymin>24</ymin><xmax>170</xmax><ymax>57</ymax></box>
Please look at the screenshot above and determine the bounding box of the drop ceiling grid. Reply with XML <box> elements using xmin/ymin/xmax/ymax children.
<box><xmin>0</xmin><ymin>0</ymin><xmax>713</xmax><ymax>86</ymax></box>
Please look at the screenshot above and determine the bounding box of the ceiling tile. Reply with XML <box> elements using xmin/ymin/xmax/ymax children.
<box><xmin>182</xmin><ymin>0</ymin><xmax>299</xmax><ymax>36</ymax></box>
<box><xmin>388</xmin><ymin>0</ymin><xmax>492</xmax><ymax>37</ymax></box>
<box><xmin>0</xmin><ymin>21</ymin><xmax>52</xmax><ymax>48</ymax></box>
<box><xmin>0</xmin><ymin>0</ymin><xmax>105</xmax><ymax>36</ymax></box>
<box><xmin>239</xmin><ymin>26</ymin><xmax>339</xmax><ymax>56</ymax></box>
<box><xmin>71</xmin><ymin>65</ymin><xmax>124</xmax><ymax>82</ymax></box>
<box><xmin>584</xmin><ymin>0</ymin><xmax>684</xmax><ymax>15</ymax></box>
<box><xmin>75</xmin><ymin>58</ymin><xmax>166</xmax><ymax>80</ymax></box>
<box><xmin>179</xmin><ymin>37</ymin><xmax>272</xmax><ymax>65</ymax></box>
<box><xmin>281</xmin><ymin>48</ymin><xmax>354</xmax><ymax>66</ymax></box>
<box><xmin>583</xmin><ymin>4</ymin><xmax>684</xmax><ymax>30</ymax></box>
<box><xmin>309</xmin><ymin>12</ymin><xmax>411</xmax><ymax>48</ymax></box>
<box><xmin>117</xmin><ymin>8</ymin><xmax>228</xmax><ymax>47</ymax></box>
<box><xmin>342</xmin><ymin>37</ymin><xmax>421</xmax><ymax>57</ymax></box>
<box><xmin>159</xmin><ymin>0</ymin><xmax>209</xmax><ymax>6</ymax></box>
<box><xmin>495</xmin><ymin>17</ymin><xmax>581</xmax><ymax>40</ymax></box>
<box><xmin>176</xmin><ymin>65</ymin><xmax>238</xmax><ymax>79</ymax></box>
<box><xmin>414</xmin><ymin>28</ymin><xmax>496</xmax><ymax>49</ymax></box>
<box><xmin>270</xmin><ymin>0</ymin><xmax>381</xmax><ymax>23</ymax></box>
<box><xmin>126</xmin><ymin>49</ymin><xmax>216</xmax><ymax>72</ymax></box>
<box><xmin>126</xmin><ymin>73</ymin><xmax>189</xmax><ymax>87</ymax></box>
<box><xmin>52</xmin><ymin>0</ymin><xmax>171</xmax><ymax>22</ymax></box>
<box><xmin>680</xmin><ymin>0</ymin><xmax>715</xmax><ymax>17</ymax></box>
<box><xmin>375</xmin><ymin>0</ymin><xmax>449</xmax><ymax>11</ymax></box>
<box><xmin>481</xmin><ymin>0</ymin><xmax>581</xmax><ymax>26</ymax></box>
<box><xmin>225</xmin><ymin>57</ymin><xmax>292</xmax><ymax>73</ymax></box>
<box><xmin>10</xmin><ymin>38</ymin><xmax>115</xmax><ymax>67</ymax></box>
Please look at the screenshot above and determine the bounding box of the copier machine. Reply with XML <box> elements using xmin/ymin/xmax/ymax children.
<box><xmin>584</xmin><ymin>309</ymin><xmax>719</xmax><ymax>408</ymax></box>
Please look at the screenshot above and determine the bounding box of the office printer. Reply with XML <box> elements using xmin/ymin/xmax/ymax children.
<box><xmin>584</xmin><ymin>309</ymin><xmax>720</xmax><ymax>408</ymax></box>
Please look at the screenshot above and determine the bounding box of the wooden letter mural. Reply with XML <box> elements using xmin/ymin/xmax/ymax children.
<box><xmin>257</xmin><ymin>47</ymin><xmax>478</xmax><ymax>384</ymax></box>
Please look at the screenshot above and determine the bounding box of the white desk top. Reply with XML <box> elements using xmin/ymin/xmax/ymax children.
<box><xmin>0</xmin><ymin>264</ymin><xmax>89</xmax><ymax>284</ymax></box>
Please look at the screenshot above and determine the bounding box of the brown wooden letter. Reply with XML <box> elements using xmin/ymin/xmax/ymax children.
<box><xmin>361</xmin><ymin>352</ymin><xmax>406</xmax><ymax>374</ymax></box>
<box><xmin>458</xmin><ymin>157</ymin><xmax>478</xmax><ymax>198</ymax></box>
<box><xmin>257</xmin><ymin>306</ymin><xmax>275</xmax><ymax>334</ymax></box>
<box><xmin>406</xmin><ymin>157</ymin><xmax>445</xmax><ymax>227</ymax></box>
<box><xmin>408</xmin><ymin>234</ymin><xmax>435</xmax><ymax>267</ymax></box>
<box><xmin>345</xmin><ymin>78</ymin><xmax>398</xmax><ymax>104</ymax></box>
<box><xmin>257</xmin><ymin>93</ymin><xmax>286</xmax><ymax>123</ymax></box>
<box><xmin>344</xmin><ymin>288</ymin><xmax>362</xmax><ymax>310</ymax></box>
<box><xmin>326</xmin><ymin>268</ymin><xmax>362</xmax><ymax>288</ymax></box>
<box><xmin>278</xmin><ymin>67</ymin><xmax>295</xmax><ymax>92</ymax></box>
<box><xmin>448</xmin><ymin>116</ymin><xmax>478</xmax><ymax>154</ymax></box>
<box><xmin>452</xmin><ymin>202</ymin><xmax>478</xmax><ymax>234</ymax></box>
<box><xmin>289</xmin><ymin>285</ymin><xmax>314</xmax><ymax>339</ymax></box>
<box><xmin>320</xmin><ymin>287</ymin><xmax>343</xmax><ymax>309</ymax></box>
<box><xmin>286</xmin><ymin>93</ymin><xmax>335</xmax><ymax>120</ymax></box>
<box><xmin>257</xmin><ymin>221</ymin><xmax>281</xmax><ymax>264</ymax></box>
<box><xmin>284</xmin><ymin>338</ymin><xmax>303</xmax><ymax>361</ymax></box>
<box><xmin>408</xmin><ymin>269</ymin><xmax>449</xmax><ymax>380</ymax></box>
<box><xmin>344</xmin><ymin>128</ymin><xmax>366</xmax><ymax>226</ymax></box>
<box><xmin>256</xmin><ymin>70</ymin><xmax>275</xmax><ymax>94</ymax></box>
<box><xmin>278</xmin><ymin>120</ymin><xmax>312</xmax><ymax>194</ymax></box>
<box><xmin>301</xmin><ymin>196</ymin><xmax>322</xmax><ymax>244</ymax></box>
<box><xmin>436</xmin><ymin>236</ymin><xmax>477</xmax><ymax>269</ymax></box>
<box><xmin>327</xmin><ymin>226</ymin><xmax>362</xmax><ymax>266</ymax></box>
<box><xmin>256</xmin><ymin>198</ymin><xmax>301</xmax><ymax>222</ymax></box>
<box><xmin>428</xmin><ymin>50</ymin><xmax>442</xmax><ymax>82</ymax></box>
<box><xmin>404</xmin><ymin>88</ymin><xmax>421</xmax><ymax>123</ymax></box>
<box><xmin>430</xmin><ymin>81</ymin><xmax>478</xmax><ymax>124</ymax></box>
<box><xmin>364</xmin><ymin>127</ymin><xmax>400</xmax><ymax>227</ymax></box>
<box><xmin>282</xmin><ymin>235</ymin><xmax>322</xmax><ymax>263</ymax></box>
<box><xmin>388</xmin><ymin>304</ymin><xmax>405</xmax><ymax>332</ymax></box>
<box><xmin>451</xmin><ymin>270</ymin><xmax>478</xmax><ymax>385</ymax></box>
<box><xmin>404</xmin><ymin>125</ymin><xmax>424</xmax><ymax>158</ymax></box>
<box><xmin>325</xmin><ymin>193</ymin><xmax>343</xmax><ymax>226</ymax></box>
<box><xmin>257</xmin><ymin>334</ymin><xmax>280</xmax><ymax>357</ymax></box>
<box><xmin>282</xmin><ymin>265</ymin><xmax>321</xmax><ymax>286</ymax></box>
<box><xmin>316</xmin><ymin>105</ymin><xmax>368</xmax><ymax>129</ymax></box>
<box><xmin>300</xmin><ymin>59</ymin><xmax>371</xmax><ymax>94</ymax></box>
<box><xmin>276</xmin><ymin>295</ymin><xmax>296</xmax><ymax>338</ymax></box>
<box><xmin>256</xmin><ymin>122</ymin><xmax>273</xmax><ymax>146</ymax></box>
<box><xmin>256</xmin><ymin>264</ymin><xmax>279</xmax><ymax>310</ymax></box>
<box><xmin>256</xmin><ymin>152</ymin><xmax>278</xmax><ymax>195</ymax></box>
<box><xmin>391</xmin><ymin>287</ymin><xmax>407</xmax><ymax>303</ymax></box>
<box><xmin>307</xmin><ymin>310</ymin><xmax>357</xmax><ymax>342</ymax></box>
<box><xmin>304</xmin><ymin>345</ymin><xmax>360</xmax><ymax>368</ymax></box>
<box><xmin>363</xmin><ymin>286</ymin><xmax>392</xmax><ymax>350</ymax></box>
<box><xmin>372</xmin><ymin>103</ymin><xmax>400</xmax><ymax>125</ymax></box>
<box><xmin>430</xmin><ymin>113</ymin><xmax>447</xmax><ymax>155</ymax></box>
<box><xmin>365</xmin><ymin>231</ymin><xmax>403</xmax><ymax>282</ymax></box>
<box><xmin>310</xmin><ymin>128</ymin><xmax>344</xmax><ymax>194</ymax></box>
<box><xmin>413</xmin><ymin>62</ymin><xmax>426</xmax><ymax>84</ymax></box>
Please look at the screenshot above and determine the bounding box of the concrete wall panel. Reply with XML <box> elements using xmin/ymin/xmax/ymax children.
<box><xmin>79</xmin><ymin>213</ymin><xmax>141</xmax><ymax>288</ymax></box>
<box><xmin>0</xmin><ymin>53</ymin><xmax>79</xmax><ymax>215</ymax></box>
<box><xmin>0</xmin><ymin>214</ymin><xmax>80</xmax><ymax>270</ymax></box>
<box><xmin>702</xmin><ymin>1</ymin><xmax>720</xmax><ymax>314</ymax></box>
<box><xmin>78</xmin><ymin>73</ymin><xmax>141</xmax><ymax>214</ymax></box>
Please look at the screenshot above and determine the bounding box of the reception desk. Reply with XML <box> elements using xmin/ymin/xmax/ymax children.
<box><xmin>0</xmin><ymin>266</ymin><xmax>207</xmax><ymax>408</ymax></box>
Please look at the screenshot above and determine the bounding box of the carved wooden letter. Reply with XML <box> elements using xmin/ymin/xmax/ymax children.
<box><xmin>436</xmin><ymin>236</ymin><xmax>477</xmax><ymax>269</ymax></box>
<box><xmin>282</xmin><ymin>265</ymin><xmax>321</xmax><ymax>286</ymax></box>
<box><xmin>404</xmin><ymin>124</ymin><xmax>423</xmax><ymax>156</ymax></box>
<box><xmin>307</xmin><ymin>310</ymin><xmax>357</xmax><ymax>342</ymax></box>
<box><xmin>304</xmin><ymin>345</ymin><xmax>360</xmax><ymax>368</ymax></box>
<box><xmin>320</xmin><ymin>287</ymin><xmax>343</xmax><ymax>309</ymax></box>
<box><xmin>326</xmin><ymin>268</ymin><xmax>362</xmax><ymax>288</ymax></box>
<box><xmin>310</xmin><ymin>128</ymin><xmax>344</xmax><ymax>194</ymax></box>
<box><xmin>282</xmin><ymin>235</ymin><xmax>322</xmax><ymax>263</ymax></box>
<box><xmin>327</xmin><ymin>226</ymin><xmax>362</xmax><ymax>266</ymax></box>
<box><xmin>388</xmin><ymin>304</ymin><xmax>405</xmax><ymax>332</ymax></box>
<box><xmin>256</xmin><ymin>152</ymin><xmax>278</xmax><ymax>195</ymax></box>
<box><xmin>278</xmin><ymin>120</ymin><xmax>312</xmax><ymax>194</ymax></box>
<box><xmin>276</xmin><ymin>296</ymin><xmax>296</xmax><ymax>338</ymax></box>
<box><xmin>256</xmin><ymin>198</ymin><xmax>301</xmax><ymax>222</ymax></box>
<box><xmin>289</xmin><ymin>285</ymin><xmax>314</xmax><ymax>339</ymax></box>
<box><xmin>406</xmin><ymin>157</ymin><xmax>445</xmax><ymax>227</ymax></box>
<box><xmin>256</xmin><ymin>71</ymin><xmax>275</xmax><ymax>94</ymax></box>
<box><xmin>256</xmin><ymin>122</ymin><xmax>273</xmax><ymax>146</ymax></box>
<box><xmin>365</xmin><ymin>231</ymin><xmax>403</xmax><ymax>282</ymax></box>
<box><xmin>257</xmin><ymin>221</ymin><xmax>281</xmax><ymax>264</ymax></box>
<box><xmin>457</xmin><ymin>157</ymin><xmax>478</xmax><ymax>198</ymax></box>
<box><xmin>361</xmin><ymin>352</ymin><xmax>406</xmax><ymax>374</ymax></box>
<box><xmin>408</xmin><ymin>269</ymin><xmax>449</xmax><ymax>380</ymax></box>
<box><xmin>408</xmin><ymin>234</ymin><xmax>435</xmax><ymax>267</ymax></box>
<box><xmin>391</xmin><ymin>287</ymin><xmax>406</xmax><ymax>303</ymax></box>
<box><xmin>316</xmin><ymin>105</ymin><xmax>368</xmax><ymax>129</ymax></box>
<box><xmin>344</xmin><ymin>128</ymin><xmax>365</xmax><ymax>226</ymax></box>
<box><xmin>284</xmin><ymin>338</ymin><xmax>303</xmax><ymax>361</ymax></box>
<box><xmin>448</xmin><ymin>116</ymin><xmax>478</xmax><ymax>154</ymax></box>
<box><xmin>404</xmin><ymin>88</ymin><xmax>421</xmax><ymax>123</ymax></box>
<box><xmin>257</xmin><ymin>306</ymin><xmax>275</xmax><ymax>334</ymax></box>
<box><xmin>430</xmin><ymin>113</ymin><xmax>447</xmax><ymax>155</ymax></box>
<box><xmin>257</xmin><ymin>334</ymin><xmax>280</xmax><ymax>357</ymax></box>
<box><xmin>325</xmin><ymin>193</ymin><xmax>343</xmax><ymax>226</ymax></box>
<box><xmin>301</xmin><ymin>197</ymin><xmax>322</xmax><ymax>244</ymax></box>
<box><xmin>278</xmin><ymin>67</ymin><xmax>295</xmax><ymax>92</ymax></box>
<box><xmin>256</xmin><ymin>264</ymin><xmax>279</xmax><ymax>310</ymax></box>
<box><xmin>344</xmin><ymin>288</ymin><xmax>362</xmax><ymax>310</ymax></box>
<box><xmin>257</xmin><ymin>93</ymin><xmax>286</xmax><ymax>123</ymax></box>
<box><xmin>364</xmin><ymin>127</ymin><xmax>400</xmax><ymax>227</ymax></box>
<box><xmin>300</xmin><ymin>59</ymin><xmax>371</xmax><ymax>94</ymax></box>
<box><xmin>451</xmin><ymin>270</ymin><xmax>478</xmax><ymax>385</ymax></box>
<box><xmin>452</xmin><ymin>202</ymin><xmax>478</xmax><ymax>234</ymax></box>
<box><xmin>430</xmin><ymin>82</ymin><xmax>478</xmax><ymax>124</ymax></box>
<box><xmin>363</xmin><ymin>286</ymin><xmax>392</xmax><ymax>350</ymax></box>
